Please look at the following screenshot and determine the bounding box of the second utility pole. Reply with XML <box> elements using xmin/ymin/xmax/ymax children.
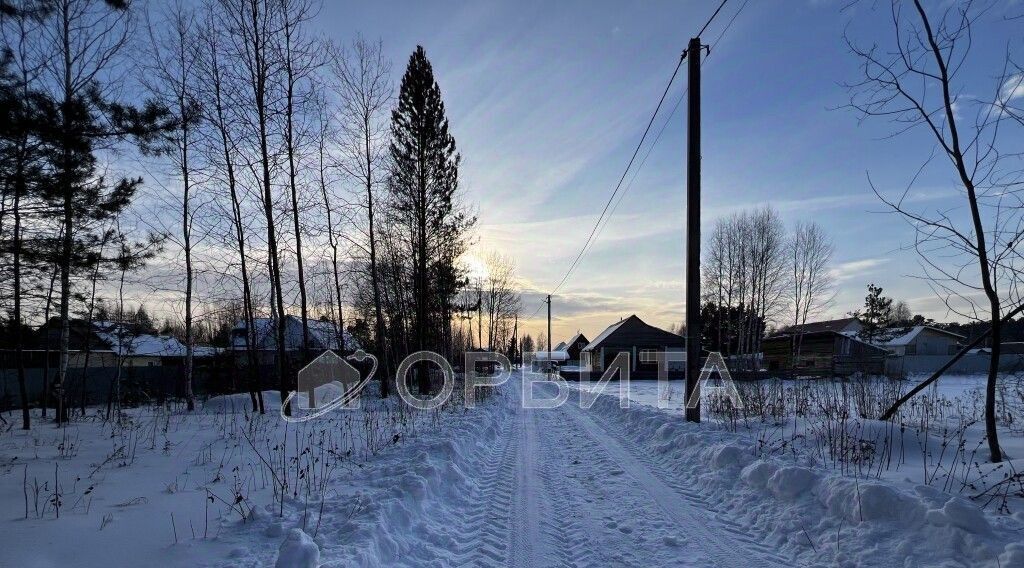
<box><xmin>684</xmin><ymin>37</ymin><xmax>703</xmax><ymax>423</ymax></box>
<box><xmin>546</xmin><ymin>295</ymin><xmax>552</xmax><ymax>363</ymax></box>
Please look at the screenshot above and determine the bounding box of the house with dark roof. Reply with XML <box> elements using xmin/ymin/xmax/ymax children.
<box><xmin>784</xmin><ymin>317</ymin><xmax>863</xmax><ymax>336</ymax></box>
<box><xmin>579</xmin><ymin>315</ymin><xmax>685</xmax><ymax>378</ymax></box>
<box><xmin>762</xmin><ymin>329</ymin><xmax>888</xmax><ymax>376</ymax></box>
<box><xmin>562</xmin><ymin>332</ymin><xmax>590</xmax><ymax>365</ymax></box>
<box><xmin>229</xmin><ymin>316</ymin><xmax>359</xmax><ymax>366</ymax></box>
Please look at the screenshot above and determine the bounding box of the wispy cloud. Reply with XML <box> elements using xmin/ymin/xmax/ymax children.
<box><xmin>829</xmin><ymin>258</ymin><xmax>890</xmax><ymax>283</ymax></box>
<box><xmin>1000</xmin><ymin>73</ymin><xmax>1024</xmax><ymax>102</ymax></box>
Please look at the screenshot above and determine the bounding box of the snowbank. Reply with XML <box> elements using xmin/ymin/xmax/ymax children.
<box><xmin>0</xmin><ymin>378</ymin><xmax>500</xmax><ymax>568</ymax></box>
<box><xmin>579</xmin><ymin>388</ymin><xmax>1024</xmax><ymax>567</ymax></box>
<box><xmin>275</xmin><ymin>528</ymin><xmax>320</xmax><ymax>568</ymax></box>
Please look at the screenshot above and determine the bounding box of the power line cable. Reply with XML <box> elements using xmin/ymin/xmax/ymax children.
<box><xmin>524</xmin><ymin>0</ymin><xmax>738</xmax><ymax>323</ymax></box>
<box><xmin>587</xmin><ymin>0</ymin><xmax>751</xmax><ymax>248</ymax></box>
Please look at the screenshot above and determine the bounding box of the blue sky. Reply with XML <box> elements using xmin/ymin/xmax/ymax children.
<box><xmin>314</xmin><ymin>0</ymin><xmax>1023</xmax><ymax>343</ymax></box>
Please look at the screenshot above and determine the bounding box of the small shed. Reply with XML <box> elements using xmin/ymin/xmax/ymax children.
<box><xmin>466</xmin><ymin>348</ymin><xmax>500</xmax><ymax>374</ymax></box>
<box><xmin>530</xmin><ymin>349</ymin><xmax>569</xmax><ymax>372</ymax></box>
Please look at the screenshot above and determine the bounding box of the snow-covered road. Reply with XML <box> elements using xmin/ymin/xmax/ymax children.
<box><xmin>7</xmin><ymin>371</ymin><xmax>1021</xmax><ymax>567</ymax></box>
<box><xmin>440</xmin><ymin>376</ymin><xmax>790</xmax><ymax>567</ymax></box>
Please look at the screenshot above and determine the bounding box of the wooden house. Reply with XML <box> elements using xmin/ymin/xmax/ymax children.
<box><xmin>561</xmin><ymin>332</ymin><xmax>590</xmax><ymax>365</ymax></box>
<box><xmin>580</xmin><ymin>315</ymin><xmax>685</xmax><ymax>378</ymax></box>
<box><xmin>873</xmin><ymin>326</ymin><xmax>964</xmax><ymax>356</ymax></box>
<box><xmin>762</xmin><ymin>330</ymin><xmax>888</xmax><ymax>376</ymax></box>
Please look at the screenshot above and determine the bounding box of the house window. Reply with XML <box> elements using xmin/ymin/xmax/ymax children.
<box><xmin>905</xmin><ymin>344</ymin><xmax>916</xmax><ymax>356</ymax></box>
<box><xmin>638</xmin><ymin>349</ymin><xmax>659</xmax><ymax>370</ymax></box>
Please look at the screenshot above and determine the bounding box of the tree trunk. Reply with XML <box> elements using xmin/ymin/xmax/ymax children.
<box><xmin>416</xmin><ymin>152</ymin><xmax>428</xmax><ymax>394</ymax></box>
<box><xmin>985</xmin><ymin>307</ymin><xmax>1003</xmax><ymax>462</ymax></box>
<box><xmin>181</xmin><ymin>103</ymin><xmax>196</xmax><ymax>412</ymax></box>
<box><xmin>41</xmin><ymin>265</ymin><xmax>57</xmax><ymax>418</ymax></box>
<box><xmin>208</xmin><ymin>33</ymin><xmax>262</xmax><ymax>414</ymax></box>
<box><xmin>12</xmin><ymin>162</ymin><xmax>29</xmax><ymax>429</ymax></box>
<box><xmin>55</xmin><ymin>4</ymin><xmax>74</xmax><ymax>425</ymax></box>
<box><xmin>247</xmin><ymin>0</ymin><xmax>290</xmax><ymax>413</ymax></box>
<box><xmin>365</xmin><ymin>128</ymin><xmax>388</xmax><ymax>397</ymax></box>
<box><xmin>284</xmin><ymin>62</ymin><xmax>310</xmax><ymax>371</ymax></box>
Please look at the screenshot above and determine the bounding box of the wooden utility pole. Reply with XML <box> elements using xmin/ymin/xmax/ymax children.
<box><xmin>684</xmin><ymin>37</ymin><xmax>703</xmax><ymax>423</ymax></box>
<box><xmin>512</xmin><ymin>313</ymin><xmax>519</xmax><ymax>366</ymax></box>
<box><xmin>546</xmin><ymin>295</ymin><xmax>552</xmax><ymax>362</ymax></box>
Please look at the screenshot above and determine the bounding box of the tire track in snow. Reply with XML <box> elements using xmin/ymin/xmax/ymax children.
<box><xmin>508</xmin><ymin>405</ymin><xmax>546</xmax><ymax>568</ymax></box>
<box><xmin>560</xmin><ymin>395</ymin><xmax>790</xmax><ymax>568</ymax></box>
<box><xmin>450</xmin><ymin>407</ymin><xmax>518</xmax><ymax>567</ymax></box>
<box><xmin>586</xmin><ymin>408</ymin><xmax>794</xmax><ymax>563</ymax></box>
<box><xmin>533</xmin><ymin>403</ymin><xmax>637</xmax><ymax>567</ymax></box>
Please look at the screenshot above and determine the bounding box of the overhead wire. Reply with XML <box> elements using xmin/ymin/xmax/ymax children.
<box><xmin>524</xmin><ymin>0</ymin><xmax>743</xmax><ymax>326</ymax></box>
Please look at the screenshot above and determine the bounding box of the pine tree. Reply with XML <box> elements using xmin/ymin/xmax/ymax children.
<box><xmin>43</xmin><ymin>0</ymin><xmax>172</xmax><ymax>422</ymax></box>
<box><xmin>852</xmin><ymin>283</ymin><xmax>894</xmax><ymax>342</ymax></box>
<box><xmin>522</xmin><ymin>334</ymin><xmax>535</xmax><ymax>356</ymax></box>
<box><xmin>0</xmin><ymin>11</ymin><xmax>61</xmax><ymax>429</ymax></box>
<box><xmin>389</xmin><ymin>45</ymin><xmax>473</xmax><ymax>394</ymax></box>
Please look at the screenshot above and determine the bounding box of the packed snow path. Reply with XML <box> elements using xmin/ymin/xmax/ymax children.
<box><xmin>450</xmin><ymin>375</ymin><xmax>791</xmax><ymax>567</ymax></box>
<box><xmin>4</xmin><ymin>371</ymin><xmax>1022</xmax><ymax>567</ymax></box>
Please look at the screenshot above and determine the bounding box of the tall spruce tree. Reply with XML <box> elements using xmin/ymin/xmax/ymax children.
<box><xmin>389</xmin><ymin>45</ymin><xmax>473</xmax><ymax>394</ymax></box>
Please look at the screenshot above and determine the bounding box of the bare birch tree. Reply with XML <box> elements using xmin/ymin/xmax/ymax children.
<box><xmin>483</xmin><ymin>252</ymin><xmax>521</xmax><ymax>352</ymax></box>
<box><xmin>788</xmin><ymin>221</ymin><xmax>834</xmax><ymax>357</ymax></box>
<box><xmin>844</xmin><ymin>0</ymin><xmax>1024</xmax><ymax>461</ymax></box>
<box><xmin>276</xmin><ymin>0</ymin><xmax>321</xmax><ymax>368</ymax></box>
<box><xmin>143</xmin><ymin>1</ymin><xmax>203</xmax><ymax>411</ymax></box>
<box><xmin>218</xmin><ymin>0</ymin><xmax>292</xmax><ymax>410</ymax></box>
<box><xmin>330</xmin><ymin>36</ymin><xmax>392</xmax><ymax>393</ymax></box>
<box><xmin>198</xmin><ymin>5</ymin><xmax>263</xmax><ymax>413</ymax></box>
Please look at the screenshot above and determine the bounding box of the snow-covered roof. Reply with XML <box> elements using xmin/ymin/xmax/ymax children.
<box><xmin>553</xmin><ymin>341</ymin><xmax>567</xmax><ymax>351</ymax></box>
<box><xmin>232</xmin><ymin>316</ymin><xmax>360</xmax><ymax>351</ymax></box>
<box><xmin>581</xmin><ymin>318</ymin><xmax>630</xmax><ymax>352</ymax></box>
<box><xmin>838</xmin><ymin>331</ymin><xmax>892</xmax><ymax>352</ymax></box>
<box><xmin>532</xmin><ymin>350</ymin><xmax>570</xmax><ymax>362</ymax></box>
<box><xmin>90</xmin><ymin>321</ymin><xmax>220</xmax><ymax>358</ymax></box>
<box><xmin>871</xmin><ymin>326</ymin><xmax>965</xmax><ymax>347</ymax></box>
<box><xmin>565</xmin><ymin>332</ymin><xmax>588</xmax><ymax>348</ymax></box>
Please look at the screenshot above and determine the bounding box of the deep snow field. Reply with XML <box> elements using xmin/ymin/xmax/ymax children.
<box><xmin>0</xmin><ymin>371</ymin><xmax>1023</xmax><ymax>567</ymax></box>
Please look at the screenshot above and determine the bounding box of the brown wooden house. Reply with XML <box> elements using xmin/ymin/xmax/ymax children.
<box><xmin>762</xmin><ymin>330</ymin><xmax>888</xmax><ymax>376</ymax></box>
<box><xmin>562</xmin><ymin>332</ymin><xmax>590</xmax><ymax>365</ymax></box>
<box><xmin>580</xmin><ymin>315</ymin><xmax>685</xmax><ymax>379</ymax></box>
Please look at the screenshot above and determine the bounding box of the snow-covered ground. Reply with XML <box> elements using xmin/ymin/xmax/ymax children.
<box><xmin>572</xmin><ymin>374</ymin><xmax>999</xmax><ymax>414</ymax></box>
<box><xmin>2</xmin><ymin>371</ymin><xmax>1023</xmax><ymax>566</ymax></box>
